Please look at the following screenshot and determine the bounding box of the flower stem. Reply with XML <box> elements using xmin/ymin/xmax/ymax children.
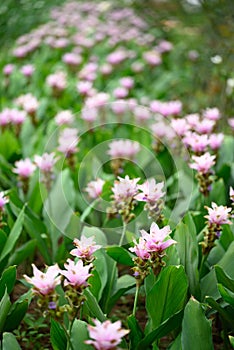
<box><xmin>133</xmin><ymin>285</ymin><xmax>140</xmax><ymax>317</ymax></box>
<box><xmin>118</xmin><ymin>220</ymin><xmax>127</xmax><ymax>247</ymax></box>
<box><xmin>60</xmin><ymin>323</ymin><xmax>75</xmax><ymax>350</ymax></box>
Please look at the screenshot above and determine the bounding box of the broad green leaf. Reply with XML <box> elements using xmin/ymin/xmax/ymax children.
<box><xmin>84</xmin><ymin>289</ymin><xmax>106</xmax><ymax>322</ymax></box>
<box><xmin>0</xmin><ymin>288</ymin><xmax>11</xmax><ymax>334</ymax></box>
<box><xmin>127</xmin><ymin>315</ymin><xmax>144</xmax><ymax>350</ymax></box>
<box><xmin>0</xmin><ymin>130</ymin><xmax>20</xmax><ymax>160</ymax></box>
<box><xmin>89</xmin><ymin>269</ymin><xmax>102</xmax><ymax>300</ymax></box>
<box><xmin>4</xmin><ymin>300</ymin><xmax>28</xmax><ymax>332</ymax></box>
<box><xmin>0</xmin><ymin>206</ymin><xmax>25</xmax><ymax>263</ymax></box>
<box><xmin>181</xmin><ymin>298</ymin><xmax>213</xmax><ymax>350</ymax></box>
<box><xmin>0</xmin><ymin>266</ymin><xmax>16</xmax><ymax>299</ymax></box>
<box><xmin>50</xmin><ymin>318</ymin><xmax>67</xmax><ymax>350</ymax></box>
<box><xmin>108</xmin><ymin>275</ymin><xmax>135</xmax><ymax>311</ymax></box>
<box><xmin>2</xmin><ymin>332</ymin><xmax>22</xmax><ymax>350</ymax></box>
<box><xmin>169</xmin><ymin>334</ymin><xmax>182</xmax><ymax>350</ymax></box>
<box><xmin>0</xmin><ymin>229</ymin><xmax>7</xmax><ymax>254</ymax></box>
<box><xmin>217</xmin><ymin>284</ymin><xmax>234</xmax><ymax>307</ymax></box>
<box><xmin>80</xmin><ymin>198</ymin><xmax>100</xmax><ymax>223</ymax></box>
<box><xmin>8</xmin><ymin>240</ymin><xmax>37</xmax><ymax>266</ymax></box>
<box><xmin>99</xmin><ymin>254</ymin><xmax>117</xmax><ymax>314</ymax></box>
<box><xmin>208</xmin><ymin>179</ymin><xmax>226</xmax><ymax>205</ymax></box>
<box><xmin>206</xmin><ymin>297</ymin><xmax>234</xmax><ymax>332</ymax></box>
<box><xmin>174</xmin><ymin>218</ymin><xmax>200</xmax><ymax>298</ymax></box>
<box><xmin>70</xmin><ymin>319</ymin><xmax>92</xmax><ymax>350</ymax></box>
<box><xmin>146</xmin><ymin>266</ymin><xmax>188</xmax><ymax>329</ymax></box>
<box><xmin>215</xmin><ymin>266</ymin><xmax>234</xmax><ymax>293</ymax></box>
<box><xmin>106</xmin><ymin>246</ymin><xmax>134</xmax><ymax>267</ymax></box>
<box><xmin>136</xmin><ymin>310</ymin><xmax>184</xmax><ymax>349</ymax></box>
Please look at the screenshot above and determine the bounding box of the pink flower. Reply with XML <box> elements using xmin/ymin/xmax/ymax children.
<box><xmin>112</xmin><ymin>176</ymin><xmax>139</xmax><ymax>202</ymax></box>
<box><xmin>203</xmin><ymin>107</ymin><xmax>220</xmax><ymax>121</ymax></box>
<box><xmin>120</xmin><ymin>77</ymin><xmax>134</xmax><ymax>89</ymax></box>
<box><xmin>15</xmin><ymin>93</ymin><xmax>39</xmax><ymax>115</ymax></box>
<box><xmin>107</xmin><ymin>140</ymin><xmax>140</xmax><ymax>159</ymax></box>
<box><xmin>157</xmin><ymin>40</ymin><xmax>173</xmax><ymax>53</ymax></box>
<box><xmin>171</xmin><ymin>118</ymin><xmax>190</xmax><ymax>136</ymax></box>
<box><xmin>24</xmin><ymin>264</ymin><xmax>61</xmax><ymax>296</ymax></box>
<box><xmin>10</xmin><ymin>109</ymin><xmax>27</xmax><ymax>125</ymax></box>
<box><xmin>0</xmin><ymin>109</ymin><xmax>11</xmax><ymax>126</ymax></box>
<box><xmin>183</xmin><ymin>132</ymin><xmax>209</xmax><ymax>153</ymax></box>
<box><xmin>13</xmin><ymin>158</ymin><xmax>36</xmax><ymax>178</ymax></box>
<box><xmin>113</xmin><ymin>87</ymin><xmax>129</xmax><ymax>99</ymax></box>
<box><xmin>143</xmin><ymin>51</ymin><xmax>162</xmax><ymax>66</ymax></box>
<box><xmin>190</xmin><ymin>152</ymin><xmax>216</xmax><ymax>174</ymax></box>
<box><xmin>141</xmin><ymin>222</ymin><xmax>176</xmax><ymax>252</ymax></box>
<box><xmin>107</xmin><ymin>50</ymin><xmax>127</xmax><ymax>65</ymax></box>
<box><xmin>21</xmin><ymin>64</ymin><xmax>35</xmax><ymax>77</ymax></box>
<box><xmin>134</xmin><ymin>106</ymin><xmax>151</xmax><ymax>122</ymax></box>
<box><xmin>111</xmin><ymin>100</ymin><xmax>128</xmax><ymax>115</ymax></box>
<box><xmin>62</xmin><ymin>52</ymin><xmax>82</xmax><ymax>66</ymax></box>
<box><xmin>135</xmin><ymin>179</ymin><xmax>165</xmax><ymax>203</ymax></box>
<box><xmin>46</xmin><ymin>71</ymin><xmax>67</xmax><ymax>91</ymax></box>
<box><xmin>0</xmin><ymin>192</ymin><xmax>8</xmax><ymax>210</ymax></box>
<box><xmin>55</xmin><ymin>110</ymin><xmax>74</xmax><ymax>126</ymax></box>
<box><xmin>208</xmin><ymin>133</ymin><xmax>224</xmax><ymax>150</ymax></box>
<box><xmin>229</xmin><ymin>187</ymin><xmax>234</xmax><ymax>202</ymax></box>
<box><xmin>3</xmin><ymin>64</ymin><xmax>15</xmax><ymax>76</ymax></box>
<box><xmin>60</xmin><ymin>259</ymin><xmax>92</xmax><ymax>288</ymax></box>
<box><xmin>228</xmin><ymin>118</ymin><xmax>234</xmax><ymax>130</ymax></box>
<box><xmin>205</xmin><ymin>202</ymin><xmax>232</xmax><ymax>225</ymax></box>
<box><xmin>85</xmin><ymin>178</ymin><xmax>105</xmax><ymax>199</ymax></box>
<box><xmin>70</xmin><ymin>235</ymin><xmax>101</xmax><ymax>259</ymax></box>
<box><xmin>34</xmin><ymin>152</ymin><xmax>58</xmax><ymax>172</ymax></box>
<box><xmin>77</xmin><ymin>81</ymin><xmax>93</xmax><ymax>96</ymax></box>
<box><xmin>58</xmin><ymin>128</ymin><xmax>79</xmax><ymax>155</ymax></box>
<box><xmin>81</xmin><ymin>107</ymin><xmax>98</xmax><ymax>123</ymax></box>
<box><xmin>150</xmin><ymin>100</ymin><xmax>182</xmax><ymax>117</ymax></box>
<box><xmin>129</xmin><ymin>237</ymin><xmax>150</xmax><ymax>260</ymax></box>
<box><xmin>185</xmin><ymin>113</ymin><xmax>200</xmax><ymax>128</ymax></box>
<box><xmin>86</xmin><ymin>319</ymin><xmax>129</xmax><ymax>350</ymax></box>
<box><xmin>194</xmin><ymin>119</ymin><xmax>215</xmax><ymax>134</ymax></box>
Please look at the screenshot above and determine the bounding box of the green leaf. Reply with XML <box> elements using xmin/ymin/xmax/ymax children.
<box><xmin>108</xmin><ymin>275</ymin><xmax>135</xmax><ymax>311</ymax></box>
<box><xmin>127</xmin><ymin>315</ymin><xmax>144</xmax><ymax>350</ymax></box>
<box><xmin>81</xmin><ymin>226</ymin><xmax>107</xmax><ymax>246</ymax></box>
<box><xmin>84</xmin><ymin>289</ymin><xmax>106</xmax><ymax>322</ymax></box>
<box><xmin>208</xmin><ymin>179</ymin><xmax>226</xmax><ymax>205</ymax></box>
<box><xmin>181</xmin><ymin>298</ymin><xmax>214</xmax><ymax>350</ymax></box>
<box><xmin>217</xmin><ymin>284</ymin><xmax>234</xmax><ymax>307</ymax></box>
<box><xmin>0</xmin><ymin>206</ymin><xmax>25</xmax><ymax>263</ymax></box>
<box><xmin>146</xmin><ymin>266</ymin><xmax>188</xmax><ymax>329</ymax></box>
<box><xmin>2</xmin><ymin>332</ymin><xmax>22</xmax><ymax>350</ymax></box>
<box><xmin>4</xmin><ymin>300</ymin><xmax>28</xmax><ymax>332</ymax></box>
<box><xmin>206</xmin><ymin>297</ymin><xmax>234</xmax><ymax>331</ymax></box>
<box><xmin>169</xmin><ymin>333</ymin><xmax>182</xmax><ymax>350</ymax></box>
<box><xmin>50</xmin><ymin>318</ymin><xmax>67</xmax><ymax>350</ymax></box>
<box><xmin>0</xmin><ymin>288</ymin><xmax>11</xmax><ymax>334</ymax></box>
<box><xmin>0</xmin><ymin>229</ymin><xmax>7</xmax><ymax>254</ymax></box>
<box><xmin>8</xmin><ymin>240</ymin><xmax>37</xmax><ymax>266</ymax></box>
<box><xmin>0</xmin><ymin>266</ymin><xmax>16</xmax><ymax>299</ymax></box>
<box><xmin>106</xmin><ymin>246</ymin><xmax>134</xmax><ymax>267</ymax></box>
<box><xmin>0</xmin><ymin>130</ymin><xmax>20</xmax><ymax>160</ymax></box>
<box><xmin>137</xmin><ymin>310</ymin><xmax>184</xmax><ymax>349</ymax></box>
<box><xmin>70</xmin><ymin>319</ymin><xmax>93</xmax><ymax>350</ymax></box>
<box><xmin>215</xmin><ymin>266</ymin><xmax>234</xmax><ymax>293</ymax></box>
<box><xmin>80</xmin><ymin>198</ymin><xmax>100</xmax><ymax>223</ymax></box>
<box><xmin>174</xmin><ymin>219</ymin><xmax>200</xmax><ymax>298</ymax></box>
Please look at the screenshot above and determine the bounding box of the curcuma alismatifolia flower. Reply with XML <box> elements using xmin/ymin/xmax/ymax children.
<box><xmin>202</xmin><ymin>202</ymin><xmax>232</xmax><ymax>254</ymax></box>
<box><xmin>85</xmin><ymin>178</ymin><xmax>105</xmax><ymax>199</ymax></box>
<box><xmin>34</xmin><ymin>152</ymin><xmax>58</xmax><ymax>191</ymax></box>
<box><xmin>129</xmin><ymin>222</ymin><xmax>176</xmax><ymax>283</ymax></box>
<box><xmin>85</xmin><ymin>319</ymin><xmax>129</xmax><ymax>350</ymax></box>
<box><xmin>0</xmin><ymin>191</ymin><xmax>8</xmax><ymax>211</ymax></box>
<box><xmin>60</xmin><ymin>259</ymin><xmax>92</xmax><ymax>289</ymax></box>
<box><xmin>70</xmin><ymin>235</ymin><xmax>101</xmax><ymax>262</ymax></box>
<box><xmin>24</xmin><ymin>264</ymin><xmax>61</xmax><ymax>296</ymax></box>
<box><xmin>13</xmin><ymin>158</ymin><xmax>36</xmax><ymax>194</ymax></box>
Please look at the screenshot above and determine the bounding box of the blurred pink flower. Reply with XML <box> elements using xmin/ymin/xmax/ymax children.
<box><xmin>13</xmin><ymin>158</ymin><xmax>36</xmax><ymax>178</ymax></box>
<box><xmin>205</xmin><ymin>202</ymin><xmax>232</xmax><ymax>225</ymax></box>
<box><xmin>60</xmin><ymin>259</ymin><xmax>92</xmax><ymax>287</ymax></box>
<box><xmin>208</xmin><ymin>133</ymin><xmax>224</xmax><ymax>150</ymax></box>
<box><xmin>58</xmin><ymin>128</ymin><xmax>79</xmax><ymax>155</ymax></box>
<box><xmin>77</xmin><ymin>81</ymin><xmax>93</xmax><ymax>97</ymax></box>
<box><xmin>70</xmin><ymin>235</ymin><xmax>101</xmax><ymax>259</ymax></box>
<box><xmin>183</xmin><ymin>132</ymin><xmax>209</xmax><ymax>153</ymax></box>
<box><xmin>143</xmin><ymin>50</ymin><xmax>162</xmax><ymax>66</ymax></box>
<box><xmin>157</xmin><ymin>40</ymin><xmax>173</xmax><ymax>53</ymax></box>
<box><xmin>120</xmin><ymin>77</ymin><xmax>134</xmax><ymax>90</ymax></box>
<box><xmin>190</xmin><ymin>152</ymin><xmax>216</xmax><ymax>174</ymax></box>
<box><xmin>15</xmin><ymin>93</ymin><xmax>39</xmax><ymax>115</ymax></box>
<box><xmin>0</xmin><ymin>109</ymin><xmax>11</xmax><ymax>126</ymax></box>
<box><xmin>185</xmin><ymin>113</ymin><xmax>200</xmax><ymax>128</ymax></box>
<box><xmin>112</xmin><ymin>175</ymin><xmax>139</xmax><ymax>202</ymax></box>
<box><xmin>24</xmin><ymin>264</ymin><xmax>61</xmax><ymax>296</ymax></box>
<box><xmin>86</xmin><ymin>319</ymin><xmax>129</xmax><ymax>350</ymax></box>
<box><xmin>194</xmin><ymin>119</ymin><xmax>215</xmax><ymax>134</ymax></box>
<box><xmin>21</xmin><ymin>64</ymin><xmax>35</xmax><ymax>77</ymax></box>
<box><xmin>150</xmin><ymin>100</ymin><xmax>182</xmax><ymax>117</ymax></box>
<box><xmin>107</xmin><ymin>140</ymin><xmax>140</xmax><ymax>159</ymax></box>
<box><xmin>62</xmin><ymin>52</ymin><xmax>82</xmax><ymax>66</ymax></box>
<box><xmin>113</xmin><ymin>87</ymin><xmax>128</xmax><ymax>99</ymax></box>
<box><xmin>135</xmin><ymin>179</ymin><xmax>165</xmax><ymax>203</ymax></box>
<box><xmin>203</xmin><ymin>107</ymin><xmax>220</xmax><ymax>121</ymax></box>
<box><xmin>10</xmin><ymin>109</ymin><xmax>27</xmax><ymax>125</ymax></box>
<box><xmin>3</xmin><ymin>64</ymin><xmax>15</xmax><ymax>76</ymax></box>
<box><xmin>228</xmin><ymin>118</ymin><xmax>234</xmax><ymax>130</ymax></box>
<box><xmin>85</xmin><ymin>178</ymin><xmax>105</xmax><ymax>199</ymax></box>
<box><xmin>46</xmin><ymin>71</ymin><xmax>67</xmax><ymax>91</ymax></box>
<box><xmin>171</xmin><ymin>118</ymin><xmax>190</xmax><ymax>136</ymax></box>
<box><xmin>229</xmin><ymin>187</ymin><xmax>234</xmax><ymax>202</ymax></box>
<box><xmin>34</xmin><ymin>152</ymin><xmax>58</xmax><ymax>173</ymax></box>
<box><xmin>0</xmin><ymin>192</ymin><xmax>9</xmax><ymax>210</ymax></box>
<box><xmin>55</xmin><ymin>110</ymin><xmax>74</xmax><ymax>126</ymax></box>
<box><xmin>134</xmin><ymin>105</ymin><xmax>151</xmax><ymax>122</ymax></box>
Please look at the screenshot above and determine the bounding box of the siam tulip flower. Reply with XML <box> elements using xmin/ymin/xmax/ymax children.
<box><xmin>85</xmin><ymin>178</ymin><xmax>105</xmax><ymax>199</ymax></box>
<box><xmin>129</xmin><ymin>237</ymin><xmax>150</xmax><ymax>260</ymax></box>
<box><xmin>203</xmin><ymin>107</ymin><xmax>220</xmax><ymax>121</ymax></box>
<box><xmin>171</xmin><ymin>118</ymin><xmax>190</xmax><ymax>136</ymax></box>
<box><xmin>10</xmin><ymin>109</ymin><xmax>27</xmax><ymax>126</ymax></box>
<box><xmin>112</xmin><ymin>176</ymin><xmax>139</xmax><ymax>202</ymax></box>
<box><xmin>0</xmin><ymin>109</ymin><xmax>11</xmax><ymax>126</ymax></box>
<box><xmin>120</xmin><ymin>77</ymin><xmax>134</xmax><ymax>90</ymax></box>
<box><xmin>185</xmin><ymin>113</ymin><xmax>200</xmax><ymax>128</ymax></box>
<box><xmin>140</xmin><ymin>222</ymin><xmax>175</xmax><ymax>253</ymax></box>
<box><xmin>46</xmin><ymin>71</ymin><xmax>67</xmax><ymax>95</ymax></box>
<box><xmin>113</xmin><ymin>86</ymin><xmax>129</xmax><ymax>99</ymax></box>
<box><xmin>143</xmin><ymin>50</ymin><xmax>162</xmax><ymax>66</ymax></box>
<box><xmin>13</xmin><ymin>158</ymin><xmax>36</xmax><ymax>178</ymax></box>
<box><xmin>3</xmin><ymin>63</ymin><xmax>15</xmax><ymax>76</ymax></box>
<box><xmin>0</xmin><ymin>192</ymin><xmax>9</xmax><ymax>210</ymax></box>
<box><xmin>107</xmin><ymin>140</ymin><xmax>140</xmax><ymax>160</ymax></box>
<box><xmin>230</xmin><ymin>187</ymin><xmax>234</xmax><ymax>202</ymax></box>
<box><xmin>70</xmin><ymin>235</ymin><xmax>101</xmax><ymax>260</ymax></box>
<box><xmin>183</xmin><ymin>132</ymin><xmax>209</xmax><ymax>153</ymax></box>
<box><xmin>194</xmin><ymin>119</ymin><xmax>215</xmax><ymax>134</ymax></box>
<box><xmin>150</xmin><ymin>100</ymin><xmax>182</xmax><ymax>117</ymax></box>
<box><xmin>205</xmin><ymin>202</ymin><xmax>232</xmax><ymax>226</ymax></box>
<box><xmin>100</xmin><ymin>63</ymin><xmax>113</xmax><ymax>76</ymax></box>
<box><xmin>15</xmin><ymin>93</ymin><xmax>39</xmax><ymax>124</ymax></box>
<box><xmin>135</xmin><ymin>179</ymin><xmax>165</xmax><ymax>203</ymax></box>
<box><xmin>24</xmin><ymin>264</ymin><xmax>61</xmax><ymax>296</ymax></box>
<box><xmin>228</xmin><ymin>118</ymin><xmax>234</xmax><ymax>130</ymax></box>
<box><xmin>34</xmin><ymin>152</ymin><xmax>58</xmax><ymax>173</ymax></box>
<box><xmin>57</xmin><ymin>128</ymin><xmax>79</xmax><ymax>156</ymax></box>
<box><xmin>77</xmin><ymin>81</ymin><xmax>93</xmax><ymax>97</ymax></box>
<box><xmin>134</xmin><ymin>105</ymin><xmax>151</xmax><ymax>122</ymax></box>
<box><xmin>55</xmin><ymin>110</ymin><xmax>74</xmax><ymax>126</ymax></box>
<box><xmin>208</xmin><ymin>133</ymin><xmax>224</xmax><ymax>150</ymax></box>
<box><xmin>107</xmin><ymin>50</ymin><xmax>127</xmax><ymax>65</ymax></box>
<box><xmin>20</xmin><ymin>64</ymin><xmax>35</xmax><ymax>77</ymax></box>
<box><xmin>86</xmin><ymin>319</ymin><xmax>129</xmax><ymax>350</ymax></box>
<box><xmin>131</xmin><ymin>61</ymin><xmax>144</xmax><ymax>73</ymax></box>
<box><xmin>190</xmin><ymin>152</ymin><xmax>216</xmax><ymax>174</ymax></box>
<box><xmin>111</xmin><ymin>100</ymin><xmax>128</xmax><ymax>116</ymax></box>
<box><xmin>60</xmin><ymin>259</ymin><xmax>92</xmax><ymax>288</ymax></box>
<box><xmin>157</xmin><ymin>40</ymin><xmax>173</xmax><ymax>53</ymax></box>
<box><xmin>62</xmin><ymin>52</ymin><xmax>82</xmax><ymax>67</ymax></box>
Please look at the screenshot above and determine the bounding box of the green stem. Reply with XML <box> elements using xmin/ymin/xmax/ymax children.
<box><xmin>118</xmin><ymin>220</ymin><xmax>127</xmax><ymax>247</ymax></box>
<box><xmin>60</xmin><ymin>323</ymin><xmax>75</xmax><ymax>350</ymax></box>
<box><xmin>133</xmin><ymin>285</ymin><xmax>140</xmax><ymax>317</ymax></box>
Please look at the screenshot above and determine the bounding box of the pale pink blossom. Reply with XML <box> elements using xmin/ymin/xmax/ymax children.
<box><xmin>111</xmin><ymin>100</ymin><xmax>128</xmax><ymax>115</ymax></box>
<box><xmin>228</xmin><ymin>118</ymin><xmax>234</xmax><ymax>130</ymax></box>
<box><xmin>208</xmin><ymin>133</ymin><xmax>224</xmax><ymax>150</ymax></box>
<box><xmin>129</xmin><ymin>237</ymin><xmax>150</xmax><ymax>260</ymax></box>
<box><xmin>229</xmin><ymin>187</ymin><xmax>234</xmax><ymax>202</ymax></box>
<box><xmin>100</xmin><ymin>63</ymin><xmax>113</xmax><ymax>75</ymax></box>
<box><xmin>10</xmin><ymin>109</ymin><xmax>27</xmax><ymax>125</ymax></box>
<box><xmin>77</xmin><ymin>81</ymin><xmax>93</xmax><ymax>96</ymax></box>
<box><xmin>86</xmin><ymin>319</ymin><xmax>129</xmax><ymax>350</ymax></box>
<box><xmin>120</xmin><ymin>77</ymin><xmax>134</xmax><ymax>89</ymax></box>
<box><xmin>134</xmin><ymin>106</ymin><xmax>151</xmax><ymax>122</ymax></box>
<box><xmin>0</xmin><ymin>192</ymin><xmax>9</xmax><ymax>210</ymax></box>
<box><xmin>62</xmin><ymin>52</ymin><xmax>82</xmax><ymax>66</ymax></box>
<box><xmin>107</xmin><ymin>140</ymin><xmax>140</xmax><ymax>159</ymax></box>
<box><xmin>131</xmin><ymin>61</ymin><xmax>144</xmax><ymax>73</ymax></box>
<box><xmin>70</xmin><ymin>235</ymin><xmax>101</xmax><ymax>259</ymax></box>
<box><xmin>183</xmin><ymin>132</ymin><xmax>209</xmax><ymax>153</ymax></box>
<box><xmin>60</xmin><ymin>259</ymin><xmax>92</xmax><ymax>288</ymax></box>
<box><xmin>113</xmin><ymin>87</ymin><xmax>128</xmax><ymax>99</ymax></box>
<box><xmin>58</xmin><ymin>128</ymin><xmax>79</xmax><ymax>155</ymax></box>
<box><xmin>171</xmin><ymin>118</ymin><xmax>190</xmax><ymax>136</ymax></box>
<box><xmin>46</xmin><ymin>71</ymin><xmax>67</xmax><ymax>91</ymax></box>
<box><xmin>157</xmin><ymin>40</ymin><xmax>173</xmax><ymax>53</ymax></box>
<box><xmin>15</xmin><ymin>93</ymin><xmax>39</xmax><ymax>115</ymax></box>
<box><xmin>150</xmin><ymin>100</ymin><xmax>182</xmax><ymax>117</ymax></box>
<box><xmin>190</xmin><ymin>152</ymin><xmax>216</xmax><ymax>174</ymax></box>
<box><xmin>194</xmin><ymin>119</ymin><xmax>215</xmax><ymax>134</ymax></box>
<box><xmin>205</xmin><ymin>202</ymin><xmax>232</xmax><ymax>225</ymax></box>
<box><xmin>55</xmin><ymin>110</ymin><xmax>74</xmax><ymax>126</ymax></box>
<box><xmin>21</xmin><ymin>64</ymin><xmax>34</xmax><ymax>77</ymax></box>
<box><xmin>112</xmin><ymin>176</ymin><xmax>139</xmax><ymax>202</ymax></box>
<box><xmin>85</xmin><ymin>178</ymin><xmax>105</xmax><ymax>199</ymax></box>
<box><xmin>140</xmin><ymin>222</ymin><xmax>175</xmax><ymax>252</ymax></box>
<box><xmin>0</xmin><ymin>109</ymin><xmax>11</xmax><ymax>126</ymax></box>
<box><xmin>34</xmin><ymin>152</ymin><xmax>58</xmax><ymax>172</ymax></box>
<box><xmin>24</xmin><ymin>264</ymin><xmax>61</xmax><ymax>296</ymax></box>
<box><xmin>185</xmin><ymin>113</ymin><xmax>200</xmax><ymax>128</ymax></box>
<box><xmin>3</xmin><ymin>64</ymin><xmax>15</xmax><ymax>76</ymax></box>
<box><xmin>143</xmin><ymin>51</ymin><xmax>162</xmax><ymax>66</ymax></box>
<box><xmin>203</xmin><ymin>107</ymin><xmax>220</xmax><ymax>121</ymax></box>
<box><xmin>135</xmin><ymin>179</ymin><xmax>165</xmax><ymax>203</ymax></box>
<box><xmin>107</xmin><ymin>50</ymin><xmax>127</xmax><ymax>65</ymax></box>
<box><xmin>13</xmin><ymin>158</ymin><xmax>36</xmax><ymax>178</ymax></box>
